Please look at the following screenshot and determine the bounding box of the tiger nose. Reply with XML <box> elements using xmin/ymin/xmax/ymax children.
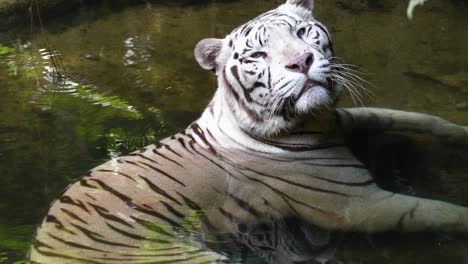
<box><xmin>285</xmin><ymin>53</ymin><xmax>314</xmax><ymax>74</ymax></box>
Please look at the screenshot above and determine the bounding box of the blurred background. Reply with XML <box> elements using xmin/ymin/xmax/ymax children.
<box><xmin>0</xmin><ymin>0</ymin><xmax>467</xmax><ymax>263</ymax></box>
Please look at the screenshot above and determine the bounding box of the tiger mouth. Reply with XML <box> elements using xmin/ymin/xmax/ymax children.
<box><xmin>297</xmin><ymin>79</ymin><xmax>329</xmax><ymax>98</ymax></box>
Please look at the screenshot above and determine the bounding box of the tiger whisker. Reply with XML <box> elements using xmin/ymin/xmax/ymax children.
<box><xmin>332</xmin><ymin>65</ymin><xmax>375</xmax><ymax>90</ymax></box>
<box><xmin>333</xmin><ymin>71</ymin><xmax>376</xmax><ymax>99</ymax></box>
<box><xmin>329</xmin><ymin>62</ymin><xmax>376</xmax><ymax>104</ymax></box>
<box><xmin>330</xmin><ymin>57</ymin><xmax>368</xmax><ymax>72</ymax></box>
<box><xmin>331</xmin><ymin>74</ymin><xmax>366</xmax><ymax>107</ymax></box>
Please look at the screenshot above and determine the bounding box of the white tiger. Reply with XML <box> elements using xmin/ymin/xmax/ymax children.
<box><xmin>29</xmin><ymin>0</ymin><xmax>468</xmax><ymax>263</ymax></box>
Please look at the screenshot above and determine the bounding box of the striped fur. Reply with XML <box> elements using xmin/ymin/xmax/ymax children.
<box><xmin>29</xmin><ymin>1</ymin><xmax>468</xmax><ymax>263</ymax></box>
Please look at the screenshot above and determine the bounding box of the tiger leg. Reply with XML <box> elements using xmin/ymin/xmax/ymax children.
<box><xmin>337</xmin><ymin>107</ymin><xmax>468</xmax><ymax>145</ymax></box>
<box><xmin>343</xmin><ymin>189</ymin><xmax>468</xmax><ymax>234</ymax></box>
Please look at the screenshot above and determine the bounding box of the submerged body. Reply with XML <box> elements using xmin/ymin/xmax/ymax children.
<box><xmin>30</xmin><ymin>109</ymin><xmax>368</xmax><ymax>263</ymax></box>
<box><xmin>29</xmin><ymin>0</ymin><xmax>468</xmax><ymax>263</ymax></box>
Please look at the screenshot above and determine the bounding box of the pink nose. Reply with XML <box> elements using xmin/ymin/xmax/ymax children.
<box><xmin>285</xmin><ymin>53</ymin><xmax>314</xmax><ymax>74</ymax></box>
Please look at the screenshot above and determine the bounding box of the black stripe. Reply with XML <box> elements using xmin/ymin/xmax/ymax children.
<box><xmin>117</xmin><ymin>246</ymin><xmax>187</xmax><ymax>256</ymax></box>
<box><xmin>238</xmin><ymin>167</ymin><xmax>350</xmax><ymax>197</ymax></box>
<box><xmin>161</xmin><ymin>201</ymin><xmax>185</xmax><ymax>219</ymax></box>
<box><xmin>137</xmin><ymin>161</ymin><xmax>186</xmax><ymax>187</ymax></box>
<box><xmin>131</xmin><ymin>205</ymin><xmax>184</xmax><ymax>230</ymax></box>
<box><xmin>223</xmin><ymin>70</ymin><xmax>241</xmax><ymax>102</ymax></box>
<box><xmin>222</xmin><ymin>70</ymin><xmax>264</xmax><ymax>123</ymax></box>
<box><xmin>45</xmin><ymin>215</ymin><xmax>64</xmax><ymax>229</ymax></box>
<box><xmin>234</xmin><ymin>173</ymin><xmax>337</xmax><ymax>217</ymax></box>
<box><xmin>85</xmin><ymin>193</ymin><xmax>97</xmax><ymax>201</ymax></box>
<box><xmin>152</xmin><ymin>149</ymin><xmax>184</xmax><ymax>167</ymax></box>
<box><xmin>32</xmin><ymin>246</ymin><xmax>106</xmax><ymax>264</ymax></box>
<box><xmin>177</xmin><ymin>138</ymin><xmax>193</xmax><ymax>154</ymax></box>
<box><xmin>139</xmin><ymin>175</ymin><xmax>182</xmax><ymax>205</ymax></box>
<box><xmin>106</xmin><ymin>222</ymin><xmax>155</xmax><ymax>241</ymax></box>
<box><xmin>218</xmin><ymin>208</ymin><xmax>242</xmax><ymax>223</ymax></box>
<box><xmin>181</xmin><ymin>138</ymin><xmax>242</xmax><ymax>182</ymax></box>
<box><xmin>304</xmin><ymin>162</ymin><xmax>367</xmax><ymax>169</ymax></box>
<box><xmin>88</xmin><ymin>178</ymin><xmax>133</xmax><ymax>202</ymax></box>
<box><xmin>253</xmin><ymin>82</ymin><xmax>266</xmax><ymax>88</ymax></box>
<box><xmin>47</xmin><ymin>232</ymin><xmax>108</xmax><ymax>252</ymax></box>
<box><xmin>130</xmin><ymin>216</ymin><xmax>175</xmax><ymax>238</ymax></box>
<box><xmin>191</xmin><ymin>123</ymin><xmax>217</xmax><ymax>155</ymax></box>
<box><xmin>227</xmin><ymin>193</ymin><xmax>261</xmax><ymax>217</ymax></box>
<box><xmin>307</xmin><ymin>174</ymin><xmax>374</xmax><ymax>187</ymax></box>
<box><xmin>94</xmin><ymin>169</ymin><xmax>136</xmax><ymax>182</ymax></box>
<box><xmin>60</xmin><ymin>208</ymin><xmax>88</xmax><ymax>225</ymax></box>
<box><xmin>128</xmin><ymin>153</ymin><xmax>159</xmax><ymax>164</ymax></box>
<box><xmin>94</xmin><ymin>249</ymin><xmax>205</xmax><ymax>261</ymax></box>
<box><xmin>70</xmin><ymin>222</ymin><xmax>141</xmax><ymax>248</ymax></box>
<box><xmin>244</xmin><ymin>26</ymin><xmax>253</xmax><ymax>36</ymax></box>
<box><xmin>69</xmin><ymin>222</ymin><xmax>103</xmax><ymax>238</ymax></box>
<box><xmin>231</xmin><ymin>65</ymin><xmax>253</xmax><ymax>102</ymax></box>
<box><xmin>267</xmin><ymin>66</ymin><xmax>272</xmax><ymax>89</ymax></box>
<box><xmin>277</xmin><ymin>80</ymin><xmax>293</xmax><ymax>91</ymax></box>
<box><xmin>163</xmin><ymin>143</ymin><xmax>184</xmax><ymax>158</ymax></box>
<box><xmin>250</xmin><ymin>135</ymin><xmax>345</xmax><ymax>152</ymax></box>
<box><xmin>59</xmin><ymin>196</ymin><xmax>90</xmax><ymax>213</ymax></box>
<box><xmin>88</xmin><ymin>202</ymin><xmax>134</xmax><ymax>228</ymax></box>
<box><xmin>118</xmin><ymin>249</ymin><xmax>204</xmax><ymax>258</ymax></box>
<box><xmin>177</xmin><ymin>192</ymin><xmax>202</xmax><ymax>210</ymax></box>
<box><xmin>123</xmin><ymin>160</ymin><xmax>150</xmax><ymax>171</ymax></box>
<box><xmin>79</xmin><ymin>178</ymin><xmax>98</xmax><ymax>189</ymax></box>
<box><xmin>314</xmin><ymin>22</ymin><xmax>334</xmax><ymax>54</ymax></box>
<box><xmin>32</xmin><ymin>239</ymin><xmax>55</xmax><ymax>250</ymax></box>
<box><xmin>87</xmin><ymin>179</ymin><xmax>184</xmax><ymax>229</ymax></box>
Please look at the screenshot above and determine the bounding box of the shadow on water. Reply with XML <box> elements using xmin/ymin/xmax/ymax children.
<box><xmin>0</xmin><ymin>0</ymin><xmax>467</xmax><ymax>263</ymax></box>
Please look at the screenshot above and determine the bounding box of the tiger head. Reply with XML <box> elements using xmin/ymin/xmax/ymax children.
<box><xmin>195</xmin><ymin>0</ymin><xmax>339</xmax><ymax>137</ymax></box>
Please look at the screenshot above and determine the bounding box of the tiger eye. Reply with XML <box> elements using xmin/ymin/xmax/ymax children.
<box><xmin>297</xmin><ymin>27</ymin><xmax>306</xmax><ymax>38</ymax></box>
<box><xmin>250</xmin><ymin>51</ymin><xmax>267</xmax><ymax>59</ymax></box>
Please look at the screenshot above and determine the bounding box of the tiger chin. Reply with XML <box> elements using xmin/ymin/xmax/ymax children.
<box><xmin>29</xmin><ymin>0</ymin><xmax>468</xmax><ymax>264</ymax></box>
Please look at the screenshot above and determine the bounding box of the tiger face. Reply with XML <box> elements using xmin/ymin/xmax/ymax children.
<box><xmin>195</xmin><ymin>0</ymin><xmax>338</xmax><ymax>136</ymax></box>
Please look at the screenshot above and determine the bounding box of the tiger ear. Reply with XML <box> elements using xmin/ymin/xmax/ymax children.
<box><xmin>286</xmin><ymin>0</ymin><xmax>314</xmax><ymax>11</ymax></box>
<box><xmin>194</xmin><ymin>38</ymin><xmax>223</xmax><ymax>71</ymax></box>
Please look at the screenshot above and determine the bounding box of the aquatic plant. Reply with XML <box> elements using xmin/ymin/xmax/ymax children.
<box><xmin>0</xmin><ymin>45</ymin><xmax>12</xmax><ymax>55</ymax></box>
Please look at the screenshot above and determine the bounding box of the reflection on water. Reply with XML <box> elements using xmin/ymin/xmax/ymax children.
<box><xmin>0</xmin><ymin>0</ymin><xmax>467</xmax><ymax>263</ymax></box>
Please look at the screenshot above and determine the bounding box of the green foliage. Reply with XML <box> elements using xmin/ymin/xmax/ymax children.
<box><xmin>407</xmin><ymin>0</ymin><xmax>428</xmax><ymax>19</ymax></box>
<box><xmin>0</xmin><ymin>224</ymin><xmax>34</xmax><ymax>263</ymax></box>
<box><xmin>0</xmin><ymin>45</ymin><xmax>12</xmax><ymax>55</ymax></box>
<box><xmin>0</xmin><ymin>225</ymin><xmax>33</xmax><ymax>252</ymax></box>
<box><xmin>0</xmin><ymin>44</ymin><xmax>18</xmax><ymax>76</ymax></box>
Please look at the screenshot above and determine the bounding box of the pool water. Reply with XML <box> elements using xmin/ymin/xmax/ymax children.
<box><xmin>0</xmin><ymin>0</ymin><xmax>467</xmax><ymax>263</ymax></box>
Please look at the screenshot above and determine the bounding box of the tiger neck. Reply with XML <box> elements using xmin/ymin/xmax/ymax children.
<box><xmin>195</xmin><ymin>88</ymin><xmax>342</xmax><ymax>154</ymax></box>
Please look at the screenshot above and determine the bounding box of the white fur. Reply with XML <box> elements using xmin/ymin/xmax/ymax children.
<box><xmin>295</xmin><ymin>87</ymin><xmax>332</xmax><ymax>114</ymax></box>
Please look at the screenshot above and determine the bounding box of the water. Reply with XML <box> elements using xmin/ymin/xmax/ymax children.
<box><xmin>0</xmin><ymin>0</ymin><xmax>467</xmax><ymax>263</ymax></box>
